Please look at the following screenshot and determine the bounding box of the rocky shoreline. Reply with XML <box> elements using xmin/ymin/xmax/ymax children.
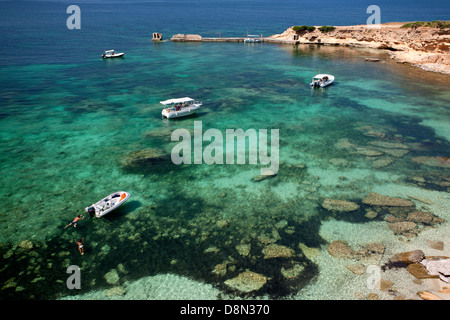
<box><xmin>168</xmin><ymin>22</ymin><xmax>449</xmax><ymax>76</ymax></box>
<box><xmin>267</xmin><ymin>22</ymin><xmax>450</xmax><ymax>75</ymax></box>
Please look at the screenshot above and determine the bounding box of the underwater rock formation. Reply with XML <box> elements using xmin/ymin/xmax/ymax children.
<box><xmin>322</xmin><ymin>199</ymin><xmax>360</xmax><ymax>212</ymax></box>
<box><xmin>362</xmin><ymin>193</ymin><xmax>415</xmax><ymax>207</ymax></box>
<box><xmin>224</xmin><ymin>271</ymin><xmax>267</xmax><ymax>293</ymax></box>
<box><xmin>121</xmin><ymin>148</ymin><xmax>171</xmax><ymax>172</ymax></box>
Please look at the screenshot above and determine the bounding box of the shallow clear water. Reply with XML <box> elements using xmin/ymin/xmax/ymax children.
<box><xmin>0</xmin><ymin>1</ymin><xmax>449</xmax><ymax>299</ymax></box>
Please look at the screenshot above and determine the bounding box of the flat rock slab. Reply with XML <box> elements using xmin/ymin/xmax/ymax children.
<box><xmin>322</xmin><ymin>199</ymin><xmax>360</xmax><ymax>212</ymax></box>
<box><xmin>362</xmin><ymin>193</ymin><xmax>415</xmax><ymax>207</ymax></box>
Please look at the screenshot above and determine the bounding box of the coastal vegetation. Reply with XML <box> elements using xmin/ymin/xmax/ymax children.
<box><xmin>292</xmin><ymin>25</ymin><xmax>316</xmax><ymax>32</ymax></box>
<box><xmin>292</xmin><ymin>25</ymin><xmax>336</xmax><ymax>33</ymax></box>
<box><xmin>318</xmin><ymin>26</ymin><xmax>336</xmax><ymax>33</ymax></box>
<box><xmin>401</xmin><ymin>20</ymin><xmax>450</xmax><ymax>29</ymax></box>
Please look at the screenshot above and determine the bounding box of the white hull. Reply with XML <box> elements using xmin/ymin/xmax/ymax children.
<box><xmin>310</xmin><ymin>74</ymin><xmax>335</xmax><ymax>88</ymax></box>
<box><xmin>85</xmin><ymin>191</ymin><xmax>130</xmax><ymax>218</ymax></box>
<box><xmin>102</xmin><ymin>52</ymin><xmax>124</xmax><ymax>59</ymax></box>
<box><xmin>244</xmin><ymin>38</ymin><xmax>262</xmax><ymax>43</ymax></box>
<box><xmin>162</xmin><ymin>103</ymin><xmax>201</xmax><ymax>119</ymax></box>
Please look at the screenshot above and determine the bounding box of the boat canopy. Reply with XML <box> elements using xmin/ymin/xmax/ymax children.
<box><xmin>160</xmin><ymin>97</ymin><xmax>194</xmax><ymax>105</ymax></box>
<box><xmin>313</xmin><ymin>74</ymin><xmax>330</xmax><ymax>79</ymax></box>
<box><xmin>105</xmin><ymin>50</ymin><xmax>115</xmax><ymax>54</ymax></box>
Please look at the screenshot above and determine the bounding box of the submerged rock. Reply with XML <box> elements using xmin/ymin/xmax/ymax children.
<box><xmin>18</xmin><ymin>240</ymin><xmax>33</xmax><ymax>250</ymax></box>
<box><xmin>262</xmin><ymin>244</ymin><xmax>294</xmax><ymax>259</ymax></box>
<box><xmin>377</xmin><ymin>148</ymin><xmax>409</xmax><ymax>158</ymax></box>
<box><xmin>368</xmin><ymin>140</ymin><xmax>409</xmax><ymax>150</ymax></box>
<box><xmin>407</xmin><ymin>211</ymin><xmax>434</xmax><ymax>224</ymax></box>
<box><xmin>252</xmin><ymin>170</ymin><xmax>277</xmax><ymax>182</ymax></box>
<box><xmin>417</xmin><ymin>291</ymin><xmax>444</xmax><ymax>300</ymax></box>
<box><xmin>389</xmin><ymin>221</ymin><xmax>417</xmax><ymax>235</ymax></box>
<box><xmin>224</xmin><ymin>271</ymin><xmax>267</xmax><ymax>293</ymax></box>
<box><xmin>354</xmin><ymin>147</ymin><xmax>383</xmax><ymax>157</ymax></box>
<box><xmin>121</xmin><ymin>148</ymin><xmax>169</xmax><ymax>170</ymax></box>
<box><xmin>327</xmin><ymin>240</ymin><xmax>357</xmax><ymax>259</ymax></box>
<box><xmin>104</xmin><ymin>269</ymin><xmax>120</xmax><ymax>285</ymax></box>
<box><xmin>346</xmin><ymin>264</ymin><xmax>366</xmax><ymax>275</ymax></box>
<box><xmin>281</xmin><ymin>263</ymin><xmax>305</xmax><ymax>279</ymax></box>
<box><xmin>362</xmin><ymin>193</ymin><xmax>415</xmax><ymax>207</ymax></box>
<box><xmin>411</xmin><ymin>156</ymin><xmax>450</xmax><ymax>168</ymax></box>
<box><xmin>407</xmin><ymin>263</ymin><xmax>437</xmax><ymax>280</ymax></box>
<box><xmin>235</xmin><ymin>244</ymin><xmax>251</xmax><ymax>257</ymax></box>
<box><xmin>390</xmin><ymin>250</ymin><xmax>425</xmax><ymax>265</ymax></box>
<box><xmin>371</xmin><ymin>157</ymin><xmax>395</xmax><ymax>168</ymax></box>
<box><xmin>322</xmin><ymin>198</ymin><xmax>360</xmax><ymax>212</ymax></box>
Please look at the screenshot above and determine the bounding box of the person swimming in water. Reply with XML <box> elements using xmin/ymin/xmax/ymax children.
<box><xmin>64</xmin><ymin>214</ymin><xmax>84</xmax><ymax>229</ymax></box>
<box><xmin>74</xmin><ymin>238</ymin><xmax>84</xmax><ymax>255</ymax></box>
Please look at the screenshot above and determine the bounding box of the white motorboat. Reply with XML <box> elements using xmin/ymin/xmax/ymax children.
<box><xmin>161</xmin><ymin>97</ymin><xmax>202</xmax><ymax>119</ymax></box>
<box><xmin>310</xmin><ymin>74</ymin><xmax>335</xmax><ymax>88</ymax></box>
<box><xmin>102</xmin><ymin>50</ymin><xmax>125</xmax><ymax>59</ymax></box>
<box><xmin>85</xmin><ymin>191</ymin><xmax>130</xmax><ymax>218</ymax></box>
<box><xmin>244</xmin><ymin>34</ymin><xmax>263</xmax><ymax>43</ymax></box>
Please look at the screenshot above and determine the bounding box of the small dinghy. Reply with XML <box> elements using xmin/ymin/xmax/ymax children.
<box><xmin>85</xmin><ymin>191</ymin><xmax>130</xmax><ymax>218</ymax></box>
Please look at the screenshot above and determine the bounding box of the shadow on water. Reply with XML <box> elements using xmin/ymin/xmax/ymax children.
<box><xmin>103</xmin><ymin>200</ymin><xmax>142</xmax><ymax>221</ymax></box>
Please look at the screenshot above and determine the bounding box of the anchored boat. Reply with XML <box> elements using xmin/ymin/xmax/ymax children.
<box><xmin>102</xmin><ymin>50</ymin><xmax>124</xmax><ymax>59</ymax></box>
<box><xmin>161</xmin><ymin>97</ymin><xmax>202</xmax><ymax>119</ymax></box>
<box><xmin>85</xmin><ymin>191</ymin><xmax>130</xmax><ymax>218</ymax></box>
<box><xmin>244</xmin><ymin>34</ymin><xmax>263</xmax><ymax>43</ymax></box>
<box><xmin>310</xmin><ymin>74</ymin><xmax>335</xmax><ymax>88</ymax></box>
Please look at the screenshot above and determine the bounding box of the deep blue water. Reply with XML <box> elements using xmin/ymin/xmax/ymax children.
<box><xmin>1</xmin><ymin>0</ymin><xmax>449</xmax><ymax>66</ymax></box>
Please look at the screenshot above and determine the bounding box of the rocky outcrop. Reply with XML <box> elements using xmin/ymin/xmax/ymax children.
<box><xmin>268</xmin><ymin>23</ymin><xmax>450</xmax><ymax>75</ymax></box>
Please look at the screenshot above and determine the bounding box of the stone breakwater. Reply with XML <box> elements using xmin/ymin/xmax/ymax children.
<box><xmin>267</xmin><ymin>23</ymin><xmax>450</xmax><ymax>75</ymax></box>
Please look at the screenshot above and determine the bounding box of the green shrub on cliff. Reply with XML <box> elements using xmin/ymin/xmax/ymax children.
<box><xmin>318</xmin><ymin>26</ymin><xmax>336</xmax><ymax>33</ymax></box>
<box><xmin>292</xmin><ymin>25</ymin><xmax>316</xmax><ymax>32</ymax></box>
<box><xmin>401</xmin><ymin>20</ymin><xmax>450</xmax><ymax>29</ymax></box>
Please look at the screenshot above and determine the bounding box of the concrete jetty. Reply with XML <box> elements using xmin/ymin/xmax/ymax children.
<box><xmin>170</xmin><ymin>34</ymin><xmax>245</xmax><ymax>42</ymax></box>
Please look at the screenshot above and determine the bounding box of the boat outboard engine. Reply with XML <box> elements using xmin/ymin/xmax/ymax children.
<box><xmin>87</xmin><ymin>206</ymin><xmax>96</xmax><ymax>218</ymax></box>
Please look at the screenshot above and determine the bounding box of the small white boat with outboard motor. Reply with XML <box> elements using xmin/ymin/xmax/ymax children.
<box><xmin>161</xmin><ymin>97</ymin><xmax>202</xmax><ymax>119</ymax></box>
<box><xmin>85</xmin><ymin>191</ymin><xmax>130</xmax><ymax>218</ymax></box>
<box><xmin>310</xmin><ymin>74</ymin><xmax>335</xmax><ymax>88</ymax></box>
<box><xmin>102</xmin><ymin>50</ymin><xmax>124</xmax><ymax>59</ymax></box>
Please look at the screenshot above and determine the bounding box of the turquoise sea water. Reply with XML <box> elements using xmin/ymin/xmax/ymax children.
<box><xmin>0</xmin><ymin>1</ymin><xmax>450</xmax><ymax>299</ymax></box>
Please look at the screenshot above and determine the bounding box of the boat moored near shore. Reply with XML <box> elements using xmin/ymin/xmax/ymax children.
<box><xmin>244</xmin><ymin>34</ymin><xmax>263</xmax><ymax>43</ymax></box>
